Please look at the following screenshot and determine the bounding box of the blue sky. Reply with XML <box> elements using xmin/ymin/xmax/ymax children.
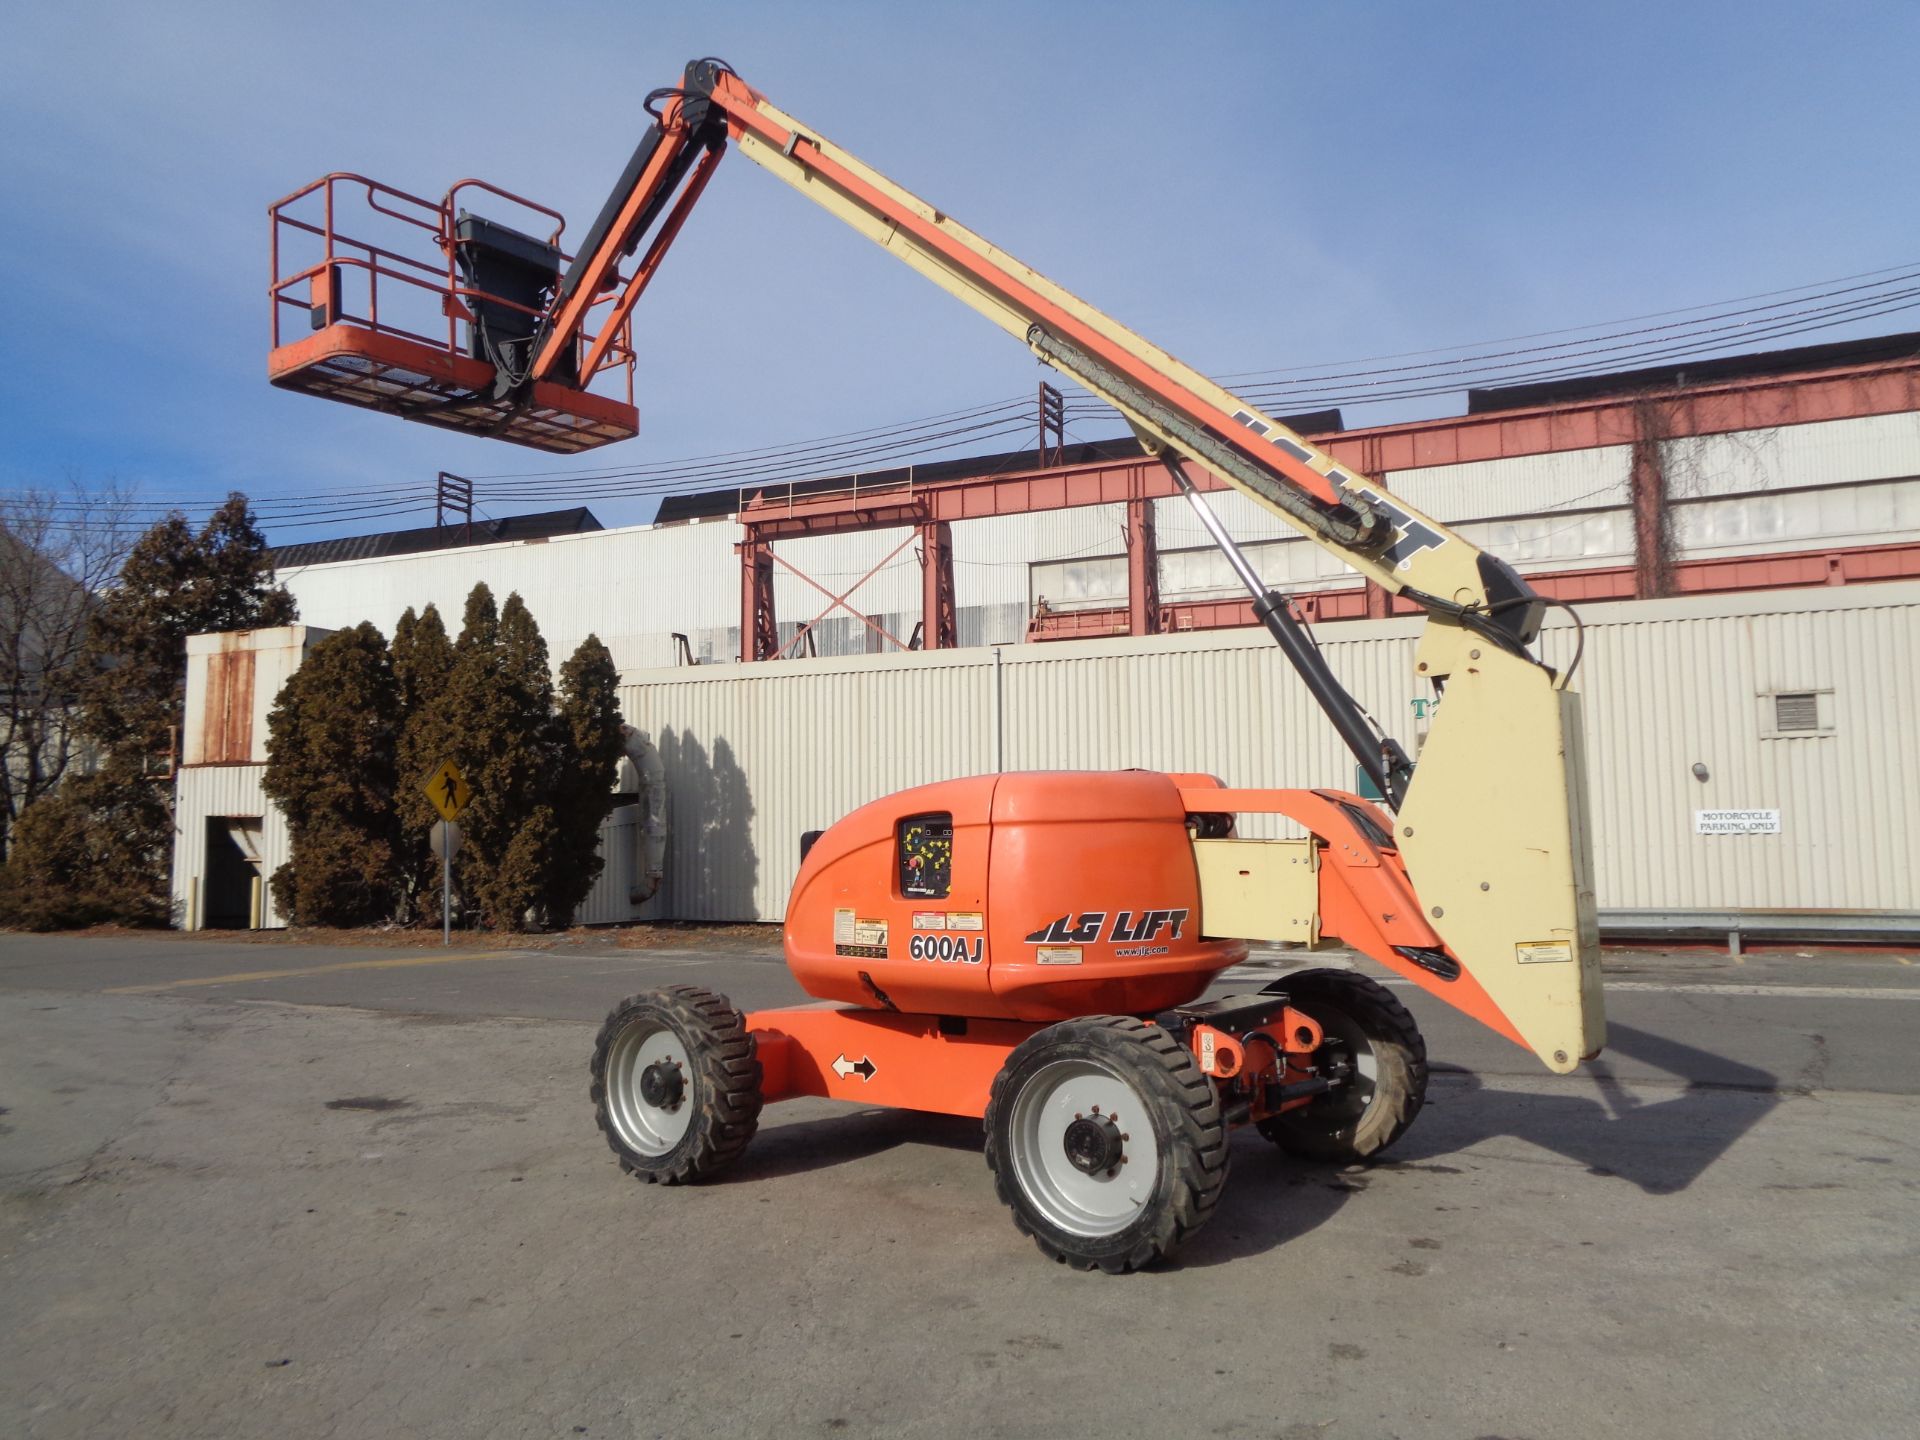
<box><xmin>2</xmin><ymin>1</ymin><xmax>1916</xmax><ymax>541</ymax></box>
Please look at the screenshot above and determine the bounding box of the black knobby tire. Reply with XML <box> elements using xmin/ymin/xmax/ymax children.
<box><xmin>590</xmin><ymin>986</ymin><xmax>762</xmax><ymax>1185</ymax></box>
<box><xmin>984</xmin><ymin>1016</ymin><xmax>1228</xmax><ymax>1273</ymax></box>
<box><xmin>1257</xmin><ymin>968</ymin><xmax>1427</xmax><ymax>1163</ymax></box>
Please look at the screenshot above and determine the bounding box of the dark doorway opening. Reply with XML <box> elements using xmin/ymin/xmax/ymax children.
<box><xmin>203</xmin><ymin>817</ymin><xmax>261</xmax><ymax>929</ymax></box>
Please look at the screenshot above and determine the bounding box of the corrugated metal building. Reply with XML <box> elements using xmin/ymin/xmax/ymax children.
<box><xmin>171</xmin><ymin>584</ymin><xmax>1920</xmax><ymax>935</ymax></box>
<box><xmin>616</xmin><ymin>583</ymin><xmax>1920</xmax><ymax>932</ymax></box>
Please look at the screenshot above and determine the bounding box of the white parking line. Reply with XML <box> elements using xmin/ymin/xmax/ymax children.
<box><xmin>1601</xmin><ymin>981</ymin><xmax>1920</xmax><ymax>1001</ymax></box>
<box><xmin>1218</xmin><ymin>966</ymin><xmax>1920</xmax><ymax>1002</ymax></box>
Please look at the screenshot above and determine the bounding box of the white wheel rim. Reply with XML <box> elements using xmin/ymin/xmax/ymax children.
<box><xmin>1007</xmin><ymin>1058</ymin><xmax>1162</xmax><ymax>1238</ymax></box>
<box><xmin>606</xmin><ymin>1023</ymin><xmax>694</xmax><ymax>1157</ymax></box>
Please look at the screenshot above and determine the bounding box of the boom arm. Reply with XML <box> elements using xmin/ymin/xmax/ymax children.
<box><xmin>433</xmin><ymin>60</ymin><xmax>1603</xmax><ymax>1071</ymax></box>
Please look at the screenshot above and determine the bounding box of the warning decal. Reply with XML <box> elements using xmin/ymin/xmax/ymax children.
<box><xmin>1515</xmin><ymin>941</ymin><xmax>1573</xmax><ymax>964</ymax></box>
<box><xmin>833</xmin><ymin>908</ymin><xmax>889</xmax><ymax>959</ymax></box>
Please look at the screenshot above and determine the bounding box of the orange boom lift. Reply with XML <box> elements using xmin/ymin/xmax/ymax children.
<box><xmin>269</xmin><ymin>58</ymin><xmax>1605</xmax><ymax>1271</ymax></box>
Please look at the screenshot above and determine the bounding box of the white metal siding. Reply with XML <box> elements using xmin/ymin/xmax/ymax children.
<box><xmin>1677</xmin><ymin>477</ymin><xmax>1920</xmax><ymax>558</ymax></box>
<box><xmin>171</xmin><ymin>764</ymin><xmax>288</xmax><ymax>929</ymax></box>
<box><xmin>1665</xmin><ymin>411</ymin><xmax>1920</xmax><ymax>499</ymax></box>
<box><xmin>576</xmin><ymin>804</ymin><xmax>642</xmax><ymax>926</ymax></box>
<box><xmin>1575</xmin><ymin>589</ymin><xmax>1920</xmax><ymax>911</ymax></box>
<box><xmin>619</xmin><ymin>583</ymin><xmax>1920</xmax><ymax>924</ymax></box>
<box><xmin>1386</xmin><ymin>445</ymin><xmax>1634</xmax><ymax>523</ymax></box>
<box><xmin>281</xmin><ymin>519</ymin><xmax>742</xmax><ymax>676</ymax></box>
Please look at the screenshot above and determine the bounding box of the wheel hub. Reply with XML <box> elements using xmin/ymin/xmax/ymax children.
<box><xmin>1062</xmin><ymin>1113</ymin><xmax>1124</xmax><ymax>1175</ymax></box>
<box><xmin>638</xmin><ymin>1058</ymin><xmax>684</xmax><ymax>1108</ymax></box>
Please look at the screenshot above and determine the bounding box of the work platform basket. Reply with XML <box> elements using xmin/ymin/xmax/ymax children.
<box><xmin>268</xmin><ymin>174</ymin><xmax>638</xmax><ymax>454</ymax></box>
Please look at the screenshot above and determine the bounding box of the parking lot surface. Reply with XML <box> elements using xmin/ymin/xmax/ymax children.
<box><xmin>2</xmin><ymin>932</ymin><xmax>1916</xmax><ymax>1438</ymax></box>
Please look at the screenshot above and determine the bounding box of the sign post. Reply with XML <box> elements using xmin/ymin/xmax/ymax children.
<box><xmin>423</xmin><ymin>759</ymin><xmax>473</xmax><ymax>945</ymax></box>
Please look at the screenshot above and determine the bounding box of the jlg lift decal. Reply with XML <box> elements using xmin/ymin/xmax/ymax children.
<box><xmin>1024</xmin><ymin>910</ymin><xmax>1190</xmax><ymax>946</ymax></box>
<box><xmin>1337</xmin><ymin>482</ymin><xmax>1447</xmax><ymax>571</ymax></box>
<box><xmin>1228</xmin><ymin>409</ymin><xmax>1446</xmax><ymax>571</ymax></box>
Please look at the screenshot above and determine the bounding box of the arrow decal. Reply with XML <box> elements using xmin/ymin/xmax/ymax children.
<box><xmin>831</xmin><ymin>1053</ymin><xmax>878</xmax><ymax>1082</ymax></box>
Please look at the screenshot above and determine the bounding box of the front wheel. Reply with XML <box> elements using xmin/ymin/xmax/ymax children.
<box><xmin>1257</xmin><ymin>968</ymin><xmax>1427</xmax><ymax>1162</ymax></box>
<box><xmin>590</xmin><ymin>986</ymin><xmax>762</xmax><ymax>1185</ymax></box>
<box><xmin>985</xmin><ymin>1016</ymin><xmax>1228</xmax><ymax>1273</ymax></box>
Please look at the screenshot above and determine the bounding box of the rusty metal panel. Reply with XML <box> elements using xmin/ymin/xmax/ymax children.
<box><xmin>200</xmin><ymin>648</ymin><xmax>255</xmax><ymax>764</ymax></box>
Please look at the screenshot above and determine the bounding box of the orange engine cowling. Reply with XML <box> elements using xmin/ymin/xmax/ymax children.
<box><xmin>784</xmin><ymin>771</ymin><xmax>1247</xmax><ymax>1022</ymax></box>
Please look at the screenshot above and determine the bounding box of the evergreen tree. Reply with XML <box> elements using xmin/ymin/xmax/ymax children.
<box><xmin>445</xmin><ymin>586</ymin><xmax>556</xmax><ymax>930</ymax></box>
<box><xmin>262</xmin><ymin>622</ymin><xmax>399</xmax><ymax>926</ymax></box>
<box><xmin>81</xmin><ymin>495</ymin><xmax>294</xmax><ymax>764</ymax></box>
<box><xmin>0</xmin><ymin>773</ymin><xmax>171</xmax><ymax>929</ymax></box>
<box><xmin>540</xmin><ymin>634</ymin><xmax>626</xmax><ymax>927</ymax></box>
<box><xmin>1</xmin><ymin>493</ymin><xmax>295</xmax><ymax>928</ymax></box>
<box><xmin>390</xmin><ymin>604</ymin><xmax>457</xmax><ymax>922</ymax></box>
<box><xmin>430</xmin><ymin>588</ymin><xmax>627</xmax><ymax>931</ymax></box>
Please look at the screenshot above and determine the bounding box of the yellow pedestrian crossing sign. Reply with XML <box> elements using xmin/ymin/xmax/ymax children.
<box><xmin>424</xmin><ymin>759</ymin><xmax>472</xmax><ymax>823</ymax></box>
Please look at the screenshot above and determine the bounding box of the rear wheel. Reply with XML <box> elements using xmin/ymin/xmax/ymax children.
<box><xmin>590</xmin><ymin>986</ymin><xmax>762</xmax><ymax>1184</ymax></box>
<box><xmin>985</xmin><ymin>1016</ymin><xmax>1227</xmax><ymax>1273</ymax></box>
<box><xmin>1257</xmin><ymin>968</ymin><xmax>1426</xmax><ymax>1162</ymax></box>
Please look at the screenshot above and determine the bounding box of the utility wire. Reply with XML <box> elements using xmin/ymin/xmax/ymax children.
<box><xmin>15</xmin><ymin>261</ymin><xmax>1915</xmax><ymax>535</ymax></box>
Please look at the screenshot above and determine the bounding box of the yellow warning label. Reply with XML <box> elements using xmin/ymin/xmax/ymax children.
<box><xmin>1515</xmin><ymin>941</ymin><xmax>1574</xmax><ymax>964</ymax></box>
<box><xmin>834</xmin><ymin>909</ymin><xmax>888</xmax><ymax>948</ymax></box>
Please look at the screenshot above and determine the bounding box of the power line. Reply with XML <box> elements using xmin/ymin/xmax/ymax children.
<box><xmin>13</xmin><ymin>259</ymin><xmax>1916</xmax><ymax>537</ymax></box>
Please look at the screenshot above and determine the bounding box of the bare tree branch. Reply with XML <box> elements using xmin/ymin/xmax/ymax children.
<box><xmin>0</xmin><ymin>477</ymin><xmax>140</xmax><ymax>856</ymax></box>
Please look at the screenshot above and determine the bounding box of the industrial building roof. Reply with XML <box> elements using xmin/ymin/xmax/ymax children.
<box><xmin>1467</xmin><ymin>330</ymin><xmax>1920</xmax><ymax>414</ymax></box>
<box><xmin>269</xmin><ymin>507</ymin><xmax>603</xmax><ymax>569</ymax></box>
<box><xmin>651</xmin><ymin>410</ymin><xmax>1346</xmax><ymax>524</ymax></box>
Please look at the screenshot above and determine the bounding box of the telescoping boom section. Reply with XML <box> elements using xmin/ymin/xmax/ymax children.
<box><xmin>268</xmin><ymin>58</ymin><xmax>1602</xmax><ymax>1072</ymax></box>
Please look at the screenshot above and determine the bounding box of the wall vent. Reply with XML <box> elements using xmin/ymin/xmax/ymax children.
<box><xmin>1761</xmin><ymin>689</ymin><xmax>1832</xmax><ymax>738</ymax></box>
<box><xmin>1773</xmin><ymin>692</ymin><xmax>1820</xmax><ymax>732</ymax></box>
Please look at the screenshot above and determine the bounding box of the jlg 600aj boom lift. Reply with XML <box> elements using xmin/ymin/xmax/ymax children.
<box><xmin>268</xmin><ymin>58</ymin><xmax>1605</xmax><ymax>1270</ymax></box>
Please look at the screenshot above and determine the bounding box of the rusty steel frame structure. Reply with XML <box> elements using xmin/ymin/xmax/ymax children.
<box><xmin>734</xmin><ymin>353</ymin><xmax>1920</xmax><ymax>656</ymax></box>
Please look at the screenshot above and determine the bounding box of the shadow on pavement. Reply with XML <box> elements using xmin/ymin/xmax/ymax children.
<box><xmin>705</xmin><ymin>1020</ymin><xmax>1780</xmax><ymax>1269</ymax></box>
<box><xmin>729</xmin><ymin>1107</ymin><xmax>982</xmax><ymax>1183</ymax></box>
<box><xmin>1392</xmin><ymin>1021</ymin><xmax>1783</xmax><ymax>1195</ymax></box>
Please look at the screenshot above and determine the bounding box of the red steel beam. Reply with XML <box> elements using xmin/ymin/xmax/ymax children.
<box><xmin>1125</xmin><ymin>497</ymin><xmax>1160</xmax><ymax>637</ymax></box>
<box><xmin>737</xmin><ymin>356</ymin><xmax>1920</xmax><ymax>541</ymax></box>
<box><xmin>920</xmin><ymin>521</ymin><xmax>957</xmax><ymax>651</ymax></box>
<box><xmin>1026</xmin><ymin>541</ymin><xmax>1920</xmax><ymax>642</ymax></box>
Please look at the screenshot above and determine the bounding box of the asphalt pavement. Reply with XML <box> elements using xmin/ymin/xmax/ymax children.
<box><xmin>2</xmin><ymin>930</ymin><xmax>1916</xmax><ymax>1439</ymax></box>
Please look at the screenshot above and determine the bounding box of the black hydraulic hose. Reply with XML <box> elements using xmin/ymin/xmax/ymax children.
<box><xmin>1251</xmin><ymin>591</ymin><xmax>1414</xmax><ymax>808</ymax></box>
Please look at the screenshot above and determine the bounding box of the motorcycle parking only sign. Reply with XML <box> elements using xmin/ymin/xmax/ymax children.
<box><xmin>1695</xmin><ymin>809</ymin><xmax>1781</xmax><ymax>835</ymax></box>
